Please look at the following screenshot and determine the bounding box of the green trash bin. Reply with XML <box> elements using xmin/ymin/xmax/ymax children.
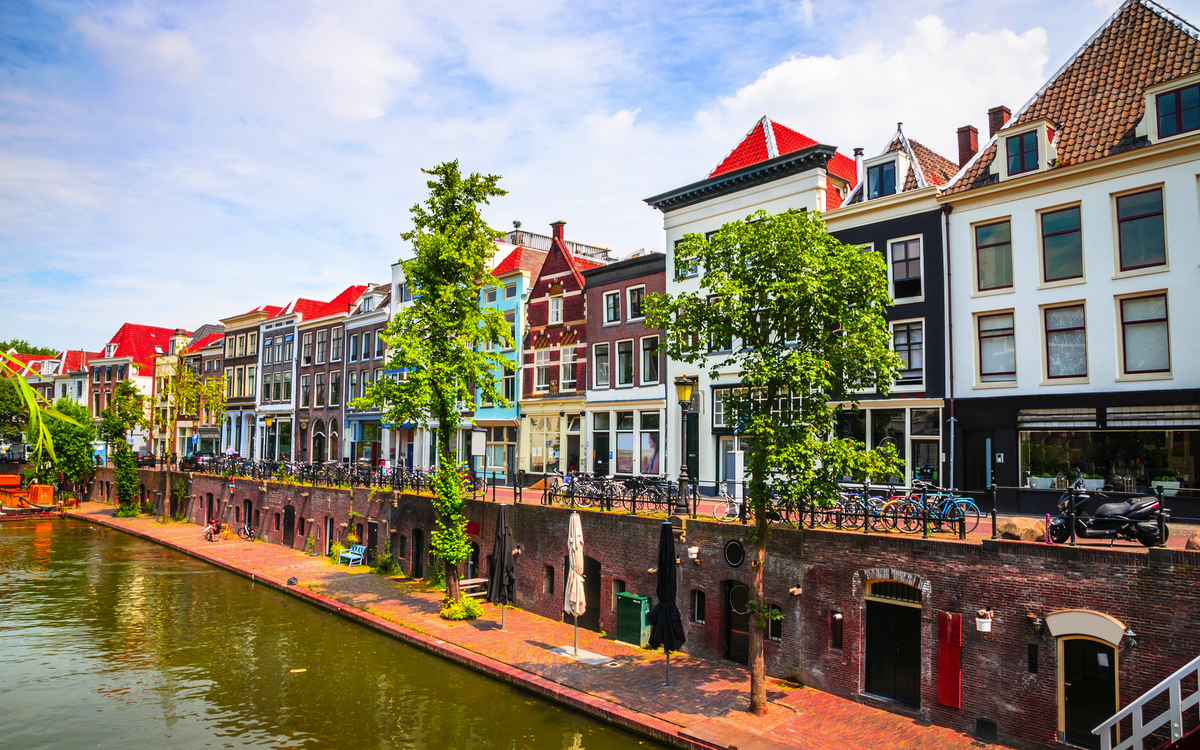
<box><xmin>616</xmin><ymin>592</ymin><xmax>651</xmax><ymax>647</ymax></box>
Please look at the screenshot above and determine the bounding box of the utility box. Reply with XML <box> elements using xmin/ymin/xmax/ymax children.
<box><xmin>30</xmin><ymin>484</ymin><xmax>54</xmax><ymax>506</ymax></box>
<box><xmin>616</xmin><ymin>592</ymin><xmax>651</xmax><ymax>647</ymax></box>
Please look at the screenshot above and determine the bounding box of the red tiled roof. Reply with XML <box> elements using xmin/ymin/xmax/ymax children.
<box><xmin>946</xmin><ymin>0</ymin><xmax>1200</xmax><ymax>194</ymax></box>
<box><xmin>103</xmin><ymin>323</ymin><xmax>188</xmax><ymax>369</ymax></box>
<box><xmin>290</xmin><ymin>298</ymin><xmax>329</xmax><ymax>321</ymax></box>
<box><xmin>710</xmin><ymin>119</ymin><xmax>776</xmax><ymax>176</ymax></box>
<box><xmin>314</xmin><ymin>285</ymin><xmax>368</xmax><ymax>319</ymax></box>
<box><xmin>61</xmin><ymin>349</ymin><xmax>92</xmax><ymax>373</ymax></box>
<box><xmin>492</xmin><ymin>245</ymin><xmax>550</xmax><ymax>278</ymax></box>
<box><xmin>242</xmin><ymin>304</ymin><xmax>284</xmax><ymax>317</ymax></box>
<box><xmin>186</xmin><ymin>332</ymin><xmax>224</xmax><ymax>354</ymax></box>
<box><xmin>571</xmin><ymin>255</ymin><xmax>605</xmax><ymax>271</ymax></box>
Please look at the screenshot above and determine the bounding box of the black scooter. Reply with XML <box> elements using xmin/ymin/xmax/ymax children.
<box><xmin>1048</xmin><ymin>472</ymin><xmax>1170</xmax><ymax>547</ymax></box>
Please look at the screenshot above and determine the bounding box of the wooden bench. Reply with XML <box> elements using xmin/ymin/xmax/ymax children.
<box><xmin>339</xmin><ymin>544</ymin><xmax>366</xmax><ymax>567</ymax></box>
<box><xmin>459</xmin><ymin>578</ymin><xmax>488</xmax><ymax>598</ymax></box>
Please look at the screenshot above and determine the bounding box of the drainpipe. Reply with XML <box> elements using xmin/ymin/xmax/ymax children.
<box><xmin>942</xmin><ymin>204</ymin><xmax>956</xmax><ymax>490</ymax></box>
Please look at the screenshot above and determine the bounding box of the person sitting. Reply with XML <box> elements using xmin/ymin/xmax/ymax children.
<box><xmin>203</xmin><ymin>518</ymin><xmax>218</xmax><ymax>542</ymax></box>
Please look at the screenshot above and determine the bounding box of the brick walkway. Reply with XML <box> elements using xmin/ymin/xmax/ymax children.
<box><xmin>67</xmin><ymin>503</ymin><xmax>993</xmax><ymax>750</ymax></box>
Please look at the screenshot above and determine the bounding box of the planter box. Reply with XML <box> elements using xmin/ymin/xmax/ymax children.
<box><xmin>1082</xmin><ymin>479</ymin><xmax>1106</xmax><ymax>491</ymax></box>
<box><xmin>976</xmin><ymin>617</ymin><xmax>992</xmax><ymax>632</ymax></box>
<box><xmin>1029</xmin><ymin>477</ymin><xmax>1055</xmax><ymax>489</ymax></box>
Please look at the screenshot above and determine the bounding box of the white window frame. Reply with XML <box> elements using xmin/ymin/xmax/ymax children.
<box><xmin>627</xmin><ymin>285</ymin><xmax>646</xmax><ymax>322</ymax></box>
<box><xmin>616</xmin><ymin>339</ymin><xmax>635</xmax><ymax>387</ymax></box>
<box><xmin>593</xmin><ymin>343</ymin><xmax>610</xmax><ymax>388</ymax></box>
<box><xmin>603</xmin><ymin>291</ymin><xmax>621</xmax><ymax>325</ymax></box>
<box><xmin>886</xmin><ymin>234</ymin><xmax>924</xmax><ymax>304</ymax></box>
<box><xmin>560</xmin><ymin>348</ymin><xmax>577</xmax><ymax>391</ymax></box>
<box><xmin>534</xmin><ymin>349</ymin><xmax>551</xmax><ymax>393</ymax></box>
<box><xmin>549</xmin><ymin>296</ymin><xmax>563</xmax><ymax>325</ymax></box>
<box><xmin>640</xmin><ymin>336</ymin><xmax>659</xmax><ymax>385</ymax></box>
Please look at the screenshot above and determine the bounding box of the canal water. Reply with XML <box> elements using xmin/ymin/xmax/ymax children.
<box><xmin>0</xmin><ymin>519</ymin><xmax>663</xmax><ymax>750</ymax></box>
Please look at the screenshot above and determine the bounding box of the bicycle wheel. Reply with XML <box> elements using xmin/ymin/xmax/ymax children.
<box><xmin>840</xmin><ymin>496</ymin><xmax>865</xmax><ymax>529</ymax></box>
<box><xmin>879</xmin><ymin>499</ymin><xmax>904</xmax><ymax>532</ymax></box>
<box><xmin>953</xmin><ymin>499</ymin><xmax>981</xmax><ymax>534</ymax></box>
<box><xmin>238</xmin><ymin>526</ymin><xmax>251</xmax><ymax>540</ymax></box>
<box><xmin>895</xmin><ymin>498</ymin><xmax>925</xmax><ymax>534</ymax></box>
<box><xmin>713</xmin><ymin>499</ymin><xmax>739</xmax><ymax>522</ymax></box>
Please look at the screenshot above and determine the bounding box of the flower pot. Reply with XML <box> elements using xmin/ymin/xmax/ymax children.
<box><xmin>1152</xmin><ymin>481</ymin><xmax>1181</xmax><ymax>492</ymax></box>
<box><xmin>1029</xmin><ymin>477</ymin><xmax>1055</xmax><ymax>489</ymax></box>
<box><xmin>976</xmin><ymin>617</ymin><xmax>992</xmax><ymax>632</ymax></box>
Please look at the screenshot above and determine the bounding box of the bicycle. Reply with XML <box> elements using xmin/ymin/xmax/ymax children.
<box><xmin>901</xmin><ymin>480</ymin><xmax>981</xmax><ymax>534</ymax></box>
<box><xmin>237</xmin><ymin>520</ymin><xmax>255</xmax><ymax>540</ymax></box>
<box><xmin>713</xmin><ymin>487</ymin><xmax>742</xmax><ymax>522</ymax></box>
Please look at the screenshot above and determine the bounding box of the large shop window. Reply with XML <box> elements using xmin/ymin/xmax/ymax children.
<box><xmin>1020</xmin><ymin>429</ymin><xmax>1196</xmax><ymax>495</ymax></box>
<box><xmin>978</xmin><ymin>313</ymin><xmax>1016</xmax><ymax>383</ymax></box>
<box><xmin>1041</xmin><ymin>206</ymin><xmax>1083</xmax><ymax>282</ymax></box>
<box><xmin>890</xmin><ymin>239</ymin><xmax>922</xmax><ymax>300</ymax></box>
<box><xmin>615</xmin><ymin>411</ymin><xmax>635</xmax><ymax>474</ymax></box>
<box><xmin>1116</xmin><ymin>189</ymin><xmax>1166</xmax><ymax>272</ymax></box>
<box><xmin>1045</xmin><ymin>305</ymin><xmax>1087</xmax><ymax>379</ymax></box>
<box><xmin>530</xmin><ymin>416</ymin><xmax>560</xmax><ymax>474</ymax></box>
<box><xmin>1120</xmin><ymin>294</ymin><xmax>1170</xmax><ymax>375</ymax></box>
<box><xmin>640</xmin><ymin>412</ymin><xmax>661</xmax><ymax>475</ymax></box>
<box><xmin>974</xmin><ymin>221</ymin><xmax>1013</xmax><ymax>292</ymax></box>
<box><xmin>835</xmin><ymin>407</ymin><xmax>942</xmax><ymax>484</ymax></box>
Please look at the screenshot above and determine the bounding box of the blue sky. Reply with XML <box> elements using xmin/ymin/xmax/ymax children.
<box><xmin>4</xmin><ymin>0</ymin><xmax>1199</xmax><ymax>350</ymax></box>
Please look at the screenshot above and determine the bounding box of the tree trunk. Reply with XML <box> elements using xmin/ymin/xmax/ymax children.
<box><xmin>749</xmin><ymin>534</ymin><xmax>767</xmax><ymax>714</ymax></box>
<box><xmin>445</xmin><ymin>559</ymin><xmax>460</xmax><ymax>601</ymax></box>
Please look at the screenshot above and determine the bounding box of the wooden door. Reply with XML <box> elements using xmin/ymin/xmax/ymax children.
<box><xmin>412</xmin><ymin>528</ymin><xmax>424</xmax><ymax>578</ymax></box>
<box><xmin>724</xmin><ymin>581</ymin><xmax>750</xmax><ymax>664</ymax></box>
<box><xmin>562</xmin><ymin>554</ymin><xmax>602</xmax><ymax>631</ymax></box>
<box><xmin>282</xmin><ymin>506</ymin><xmax>295</xmax><ymax>546</ymax></box>
<box><xmin>1063</xmin><ymin>639</ymin><xmax>1116</xmax><ymax>748</ymax></box>
<box><xmin>865</xmin><ymin>600</ymin><xmax>921</xmax><ymax>705</ymax></box>
<box><xmin>366</xmin><ymin>522</ymin><xmax>378</xmax><ymax>565</ymax></box>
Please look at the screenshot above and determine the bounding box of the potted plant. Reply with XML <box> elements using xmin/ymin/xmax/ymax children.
<box><xmin>1029</xmin><ymin>473</ymin><xmax>1056</xmax><ymax>490</ymax></box>
<box><xmin>1152</xmin><ymin>475</ymin><xmax>1181</xmax><ymax>493</ymax></box>
<box><xmin>1082</xmin><ymin>473</ymin><xmax>1106</xmax><ymax>491</ymax></box>
<box><xmin>976</xmin><ymin>607</ymin><xmax>993</xmax><ymax>632</ymax></box>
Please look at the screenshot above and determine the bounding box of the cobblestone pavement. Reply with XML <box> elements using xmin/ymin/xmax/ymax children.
<box><xmin>68</xmin><ymin>502</ymin><xmax>996</xmax><ymax>750</ymax></box>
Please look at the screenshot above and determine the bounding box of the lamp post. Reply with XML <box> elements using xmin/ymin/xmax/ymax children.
<box><xmin>673</xmin><ymin>375</ymin><xmax>696</xmax><ymax>514</ymax></box>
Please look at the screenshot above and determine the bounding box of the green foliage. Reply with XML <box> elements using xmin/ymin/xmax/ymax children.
<box><xmin>44</xmin><ymin>398</ymin><xmax>96</xmax><ymax>486</ymax></box>
<box><xmin>371</xmin><ymin>539</ymin><xmax>396</xmax><ymax>575</ymax></box>
<box><xmin>439</xmin><ymin>596</ymin><xmax>483</xmax><ymax>621</ymax></box>
<box><xmin>0</xmin><ymin>351</ymin><xmax>79</xmax><ymax>466</ymax></box>
<box><xmin>330</xmin><ymin>542</ymin><xmax>346</xmax><ymax>562</ymax></box>
<box><xmin>113</xmin><ymin>442</ymin><xmax>139</xmax><ymax>511</ymax></box>
<box><xmin>357</xmin><ymin>161</ymin><xmax>513</xmax><ymax>601</ymax></box>
<box><xmin>99</xmin><ymin>381</ymin><xmax>150</xmax><ymax>444</ymax></box>
<box><xmin>113</xmin><ymin>504</ymin><xmax>140</xmax><ymax>518</ymax></box>
<box><xmin>0</xmin><ymin>377</ymin><xmax>26</xmax><ymax>443</ymax></box>
<box><xmin>155</xmin><ymin>360</ymin><xmax>228</xmax><ymax>458</ymax></box>
<box><xmin>0</xmin><ymin>339</ymin><xmax>57</xmax><ymax>356</ymax></box>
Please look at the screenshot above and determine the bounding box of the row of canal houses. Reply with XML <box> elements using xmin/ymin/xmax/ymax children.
<box><xmin>17</xmin><ymin>0</ymin><xmax>1199</xmax><ymax>499</ymax></box>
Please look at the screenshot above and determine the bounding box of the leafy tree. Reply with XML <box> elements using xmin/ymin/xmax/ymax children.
<box><xmin>357</xmin><ymin>161</ymin><xmax>514</xmax><ymax>603</ymax></box>
<box><xmin>113</xmin><ymin>442</ymin><xmax>139</xmax><ymax>516</ymax></box>
<box><xmin>43</xmin><ymin>399</ymin><xmax>96</xmax><ymax>489</ymax></box>
<box><xmin>0</xmin><ymin>339</ymin><xmax>58</xmax><ymax>356</ymax></box>
<box><xmin>0</xmin><ymin>351</ymin><xmax>76</xmax><ymax>465</ymax></box>
<box><xmin>644</xmin><ymin>208</ymin><xmax>904</xmax><ymax>714</ymax></box>
<box><xmin>154</xmin><ymin>359</ymin><xmax>227</xmax><ymax>460</ymax></box>
<box><xmin>99</xmin><ymin>381</ymin><xmax>151</xmax><ymax>446</ymax></box>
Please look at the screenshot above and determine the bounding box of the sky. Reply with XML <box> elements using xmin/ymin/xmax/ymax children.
<box><xmin>4</xmin><ymin>0</ymin><xmax>1199</xmax><ymax>351</ymax></box>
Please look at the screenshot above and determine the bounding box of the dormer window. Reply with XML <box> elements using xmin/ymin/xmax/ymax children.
<box><xmin>1156</xmin><ymin>83</ymin><xmax>1199</xmax><ymax>138</ymax></box>
<box><xmin>866</xmin><ymin>161</ymin><xmax>896</xmax><ymax>199</ymax></box>
<box><xmin>106</xmin><ymin>343</ymin><xmax>116</xmax><ymax>357</ymax></box>
<box><xmin>1006</xmin><ymin>131</ymin><xmax>1038</xmax><ymax>175</ymax></box>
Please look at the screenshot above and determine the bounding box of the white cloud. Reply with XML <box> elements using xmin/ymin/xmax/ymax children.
<box><xmin>76</xmin><ymin>17</ymin><xmax>205</xmax><ymax>80</ymax></box>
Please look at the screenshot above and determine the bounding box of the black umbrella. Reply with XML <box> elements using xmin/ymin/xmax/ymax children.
<box><xmin>647</xmin><ymin>520</ymin><xmax>686</xmax><ymax>685</ymax></box>
<box><xmin>486</xmin><ymin>504</ymin><xmax>516</xmax><ymax>631</ymax></box>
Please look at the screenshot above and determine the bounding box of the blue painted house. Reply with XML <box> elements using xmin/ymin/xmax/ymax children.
<box><xmin>472</xmin><ymin>243</ymin><xmax>547</xmax><ymax>485</ymax></box>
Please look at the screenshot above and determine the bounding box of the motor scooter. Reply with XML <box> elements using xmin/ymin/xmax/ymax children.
<box><xmin>1048</xmin><ymin>472</ymin><xmax>1169</xmax><ymax>547</ymax></box>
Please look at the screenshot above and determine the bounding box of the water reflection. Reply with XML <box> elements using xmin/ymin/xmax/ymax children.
<box><xmin>0</xmin><ymin>520</ymin><xmax>660</xmax><ymax>750</ymax></box>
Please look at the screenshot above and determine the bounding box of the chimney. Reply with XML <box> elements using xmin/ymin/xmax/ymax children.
<box><xmin>956</xmin><ymin>125</ymin><xmax>978</xmax><ymax>167</ymax></box>
<box><xmin>988</xmin><ymin>106</ymin><xmax>1011</xmax><ymax>138</ymax></box>
<box><xmin>550</xmin><ymin>221</ymin><xmax>565</xmax><ymax>241</ymax></box>
<box><xmin>853</xmin><ymin>147</ymin><xmax>864</xmax><ymax>185</ymax></box>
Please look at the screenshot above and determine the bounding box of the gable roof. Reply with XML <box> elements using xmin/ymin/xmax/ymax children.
<box><xmin>945</xmin><ymin>0</ymin><xmax>1200</xmax><ymax>194</ymax></box>
<box><xmin>844</xmin><ymin>127</ymin><xmax>960</xmax><ymax>205</ymax></box>
<box><xmin>312</xmin><ymin>284</ymin><xmax>369</xmax><ymax>320</ymax></box>
<box><xmin>102</xmin><ymin>323</ymin><xmax>188</xmax><ymax>369</ymax></box>
<box><xmin>289</xmin><ymin>298</ymin><xmax>329</xmax><ymax>321</ymax></box>
<box><xmin>186</xmin><ymin>332</ymin><xmax>224</xmax><ymax>354</ymax></box>
<box><xmin>708</xmin><ymin>116</ymin><xmax>859</xmax><ymax>209</ymax></box>
<box><xmin>492</xmin><ymin>245</ymin><xmax>549</xmax><ymax>279</ymax></box>
<box><xmin>61</xmin><ymin>349</ymin><xmax>92</xmax><ymax>373</ymax></box>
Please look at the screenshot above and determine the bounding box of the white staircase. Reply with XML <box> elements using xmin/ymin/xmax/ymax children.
<box><xmin>1094</xmin><ymin>653</ymin><xmax>1200</xmax><ymax>750</ymax></box>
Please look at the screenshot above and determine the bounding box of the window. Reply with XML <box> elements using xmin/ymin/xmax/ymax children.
<box><xmin>1041</xmin><ymin>206</ymin><xmax>1083</xmax><ymax>282</ymax></box>
<box><xmin>690</xmin><ymin>590</ymin><xmax>705</xmax><ymax>624</ymax></box>
<box><xmin>247</xmin><ymin>366</ymin><xmax>255</xmax><ymax>400</ymax></box>
<box><xmin>396</xmin><ymin>283</ymin><xmax>412</xmax><ymax>303</ymax></box>
<box><xmin>225</xmin><ymin>368</ymin><xmax>233</xmax><ymax>398</ymax></box>
<box><xmin>262</xmin><ymin>338</ymin><xmax>273</xmax><ymax>364</ymax></box>
<box><xmin>1006</xmin><ymin>131</ymin><xmax>1038</xmax><ymax>174</ymax></box>
<box><xmin>549</xmin><ymin>296</ymin><xmax>563</xmax><ymax>325</ymax></box>
<box><xmin>248</xmin><ymin>333</ymin><xmax>257</xmax><ymax>356</ymax></box>
<box><xmin>272</xmin><ymin>372</ymin><xmax>281</xmax><ymax>401</ymax></box>
<box><xmin>349</xmin><ymin>334</ymin><xmax>359</xmax><ymax>362</ymax></box>
<box><xmin>348</xmin><ymin>371</ymin><xmax>358</xmax><ymax>401</ymax></box>
<box><xmin>890</xmin><ymin>239</ymin><xmax>921</xmax><ymax>299</ymax></box>
<box><xmin>867</xmin><ymin>160</ymin><xmax>896</xmax><ymax>199</ymax></box>
<box><xmin>1157</xmin><ymin>83</ymin><xmax>1200</xmax><ymax>137</ymax></box>
<box><xmin>767</xmin><ymin>604</ymin><xmax>782</xmax><ymax>641</ymax></box>
<box><xmin>1045</xmin><ymin>305</ymin><xmax>1087</xmax><ymax>379</ymax></box>
<box><xmin>830</xmin><ymin>610</ymin><xmax>844</xmax><ymax>649</ymax></box>
<box><xmin>503</xmin><ymin>369</ymin><xmax>515</xmax><ymax>402</ymax></box>
<box><xmin>560</xmin><ymin>348</ymin><xmax>577</xmax><ymax>391</ymax></box>
<box><xmin>331</xmin><ymin>327</ymin><xmax>343</xmax><ymax>361</ymax></box>
<box><xmin>282</xmin><ymin>334</ymin><xmax>293</xmax><ymax>362</ymax></box>
<box><xmin>315</xmin><ymin>373</ymin><xmax>325</xmax><ymax>407</ymax></box>
<box><xmin>534</xmin><ymin>349</ymin><xmax>551</xmax><ymax>393</ymax></box>
<box><xmin>1116</xmin><ymin>188</ymin><xmax>1166</xmax><ymax>271</ymax></box>
<box><xmin>301</xmin><ymin>375</ymin><xmax>310</xmax><ymax>407</ymax></box>
<box><xmin>235</xmin><ymin>367</ymin><xmax>244</xmax><ymax>397</ymax></box>
<box><xmin>641</xmin><ymin>337</ymin><xmax>659</xmax><ymax>384</ymax></box>
<box><xmin>375</xmin><ymin>331</ymin><xmax>385</xmax><ymax>358</ymax></box>
<box><xmin>330</xmin><ymin>371</ymin><xmax>341</xmax><ymax>406</ymax></box>
<box><xmin>594</xmin><ymin>343</ymin><xmax>610</xmax><ymax>388</ymax></box>
<box><xmin>615</xmin><ymin>411</ymin><xmax>634</xmax><ymax>473</ymax></box>
<box><xmin>674</xmin><ymin>238</ymin><xmax>699</xmax><ymax>279</ymax></box>
<box><xmin>316</xmin><ymin>330</ymin><xmax>327</xmax><ymax>364</ymax></box>
<box><xmin>503</xmin><ymin>311</ymin><xmax>516</xmax><ymax>350</ymax></box>
<box><xmin>225</xmin><ymin>337</ymin><xmax>235</xmax><ymax>358</ymax></box>
<box><xmin>627</xmin><ymin>287</ymin><xmax>645</xmax><ymax>320</ymax></box>
<box><xmin>543</xmin><ymin>565</ymin><xmax>555</xmax><ymax>595</ymax></box>
<box><xmin>979</xmin><ymin>313</ymin><xmax>1016</xmax><ymax>383</ymax></box>
<box><xmin>274</xmin><ymin>337</ymin><xmax>283</xmax><ymax>364</ymax></box>
<box><xmin>617</xmin><ymin>341</ymin><xmax>634</xmax><ymax>386</ymax></box>
<box><xmin>302</xmin><ymin>333</ymin><xmax>313</xmax><ymax>365</ymax></box>
<box><xmin>1121</xmin><ymin>295</ymin><xmax>1170</xmax><ymax>374</ymax></box>
<box><xmin>262</xmin><ymin>371</ymin><xmax>271</xmax><ymax>402</ymax></box>
<box><xmin>604</xmin><ymin>291</ymin><xmax>620</xmax><ymax>323</ymax></box>
<box><xmin>283</xmin><ymin>372</ymin><xmax>292</xmax><ymax>401</ymax></box>
<box><xmin>975</xmin><ymin>220</ymin><xmax>1013</xmax><ymax>292</ymax></box>
<box><xmin>484</xmin><ymin>288</ymin><xmax>497</xmax><ymax>304</ymax></box>
<box><xmin>640</xmin><ymin>412</ymin><xmax>660</xmax><ymax>474</ymax></box>
<box><xmin>892</xmin><ymin>322</ymin><xmax>923</xmax><ymax>387</ymax></box>
<box><xmin>504</xmin><ymin>283</ymin><xmax>516</xmax><ymax>299</ymax></box>
<box><xmin>237</xmin><ymin>335</ymin><xmax>246</xmax><ymax>357</ymax></box>
<box><xmin>364</xmin><ymin>332</ymin><xmax>374</xmax><ymax>360</ymax></box>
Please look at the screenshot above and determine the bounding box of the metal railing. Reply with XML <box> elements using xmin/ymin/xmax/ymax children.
<box><xmin>1093</xmin><ymin>652</ymin><xmax>1200</xmax><ymax>750</ymax></box>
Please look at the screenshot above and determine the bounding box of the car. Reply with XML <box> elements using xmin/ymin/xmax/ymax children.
<box><xmin>180</xmin><ymin>451</ymin><xmax>218</xmax><ymax>472</ymax></box>
<box><xmin>134</xmin><ymin>449</ymin><xmax>157</xmax><ymax>468</ymax></box>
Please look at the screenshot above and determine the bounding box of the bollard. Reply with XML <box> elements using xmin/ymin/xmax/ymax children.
<box><xmin>836</xmin><ymin>507</ymin><xmax>842</xmax><ymax>530</ymax></box>
<box><xmin>1158</xmin><ymin>507</ymin><xmax>1169</xmax><ymax>548</ymax></box>
<box><xmin>863</xmin><ymin>500</ymin><xmax>870</xmax><ymax>535</ymax></box>
<box><xmin>1068</xmin><ymin>496</ymin><xmax>1077</xmax><ymax>546</ymax></box>
<box><xmin>991</xmin><ymin>508</ymin><xmax>999</xmax><ymax>540</ymax></box>
<box><xmin>922</xmin><ymin>496</ymin><xmax>930</xmax><ymax>539</ymax></box>
<box><xmin>959</xmin><ymin>515</ymin><xmax>967</xmax><ymax>541</ymax></box>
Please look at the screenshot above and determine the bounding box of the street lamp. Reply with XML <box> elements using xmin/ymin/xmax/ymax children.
<box><xmin>673</xmin><ymin>375</ymin><xmax>696</xmax><ymax>514</ymax></box>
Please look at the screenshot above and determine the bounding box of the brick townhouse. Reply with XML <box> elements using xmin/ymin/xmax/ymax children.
<box><xmin>295</xmin><ymin>285</ymin><xmax>366</xmax><ymax>463</ymax></box>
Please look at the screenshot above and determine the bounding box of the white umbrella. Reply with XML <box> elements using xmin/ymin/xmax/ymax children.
<box><xmin>564</xmin><ymin>511</ymin><xmax>586</xmax><ymax>656</ymax></box>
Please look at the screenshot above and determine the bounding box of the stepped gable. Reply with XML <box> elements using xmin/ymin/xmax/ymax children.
<box><xmin>946</xmin><ymin>0</ymin><xmax>1200</xmax><ymax>194</ymax></box>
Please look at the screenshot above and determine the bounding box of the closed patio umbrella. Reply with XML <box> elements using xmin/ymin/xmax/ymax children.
<box><xmin>564</xmin><ymin>511</ymin><xmax>586</xmax><ymax>656</ymax></box>
<box><xmin>647</xmin><ymin>519</ymin><xmax>686</xmax><ymax>685</ymax></box>
<box><xmin>486</xmin><ymin>503</ymin><xmax>516</xmax><ymax>631</ymax></box>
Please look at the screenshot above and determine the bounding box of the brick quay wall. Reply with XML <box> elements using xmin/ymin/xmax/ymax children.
<box><xmin>80</xmin><ymin>471</ymin><xmax>1200</xmax><ymax>750</ymax></box>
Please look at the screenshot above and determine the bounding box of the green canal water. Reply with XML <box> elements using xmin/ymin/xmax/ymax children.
<box><xmin>0</xmin><ymin>519</ymin><xmax>663</xmax><ymax>750</ymax></box>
